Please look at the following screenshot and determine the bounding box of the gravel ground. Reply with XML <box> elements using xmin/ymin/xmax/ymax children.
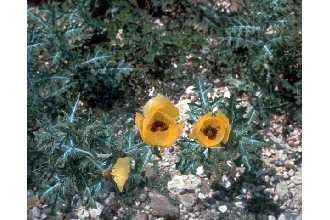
<box><xmin>28</xmin><ymin>76</ymin><xmax>302</xmax><ymax>220</ymax></box>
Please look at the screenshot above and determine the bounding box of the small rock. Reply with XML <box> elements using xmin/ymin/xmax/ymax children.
<box><xmin>31</xmin><ymin>207</ymin><xmax>41</xmax><ymax>218</ymax></box>
<box><xmin>223</xmin><ymin>87</ymin><xmax>231</xmax><ymax>98</ymax></box>
<box><xmin>277</xmin><ymin>212</ymin><xmax>300</xmax><ymax>220</ymax></box>
<box><xmin>133</xmin><ymin>213</ymin><xmax>148</xmax><ymax>220</ymax></box>
<box><xmin>41</xmin><ymin>213</ymin><xmax>47</xmax><ymax>220</ymax></box>
<box><xmin>235</xmin><ymin>201</ymin><xmax>244</xmax><ymax>209</ymax></box>
<box><xmin>139</xmin><ymin>193</ymin><xmax>147</xmax><ymax>202</ymax></box>
<box><xmin>149</xmin><ymin>191</ymin><xmax>179</xmax><ymax>219</ymax></box>
<box><xmin>276</xmin><ymin>182</ymin><xmax>289</xmax><ymax>200</ymax></box>
<box><xmin>178</xmin><ymin>193</ymin><xmax>197</xmax><ymax>210</ymax></box>
<box><xmin>218</xmin><ymin>205</ymin><xmax>227</xmax><ymax>213</ymax></box>
<box><xmin>283</xmin><ymin>172</ymin><xmax>289</xmax><ymax>179</ymax></box>
<box><xmin>279</xmin><ymin>150</ymin><xmax>288</xmax><ymax>161</ymax></box>
<box><xmin>288</xmin><ymin>169</ymin><xmax>295</xmax><ymax>177</ymax></box>
<box><xmin>198</xmin><ymin>192</ymin><xmax>207</xmax><ymax>200</ymax></box>
<box><xmin>167</xmin><ymin>174</ymin><xmax>201</xmax><ymax>194</ymax></box>
<box><xmin>185</xmin><ymin>86</ymin><xmax>195</xmax><ymax>95</ymax></box>
<box><xmin>162</xmin><ymin>162</ymin><xmax>170</xmax><ymax>167</ymax></box>
<box><xmin>90</xmin><ymin>209</ymin><xmax>99</xmax><ymax>219</ymax></box>
<box><xmin>268</xmin><ymin>215</ymin><xmax>276</xmax><ymax>220</ymax></box>
<box><xmin>264</xmin><ymin>175</ymin><xmax>270</xmax><ymax>182</ymax></box>
<box><xmin>265</xmin><ymin>188</ymin><xmax>275</xmax><ymax>195</ymax></box>
<box><xmin>275</xmin><ymin>160</ymin><xmax>284</xmax><ymax>166</ymax></box>
<box><xmin>291</xmin><ymin>174</ymin><xmax>301</xmax><ymax>185</ymax></box>
<box><xmin>288</xmin><ymin>182</ymin><xmax>296</xmax><ymax>188</ymax></box>
<box><xmin>221</xmin><ymin>175</ymin><xmax>231</xmax><ymax>189</ymax></box>
<box><xmin>196</xmin><ymin>166</ymin><xmax>204</xmax><ymax>177</ymax></box>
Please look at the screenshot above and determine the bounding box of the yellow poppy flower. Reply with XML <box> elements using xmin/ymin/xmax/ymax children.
<box><xmin>190</xmin><ymin>112</ymin><xmax>231</xmax><ymax>148</ymax></box>
<box><xmin>103</xmin><ymin>157</ymin><xmax>131</xmax><ymax>192</ymax></box>
<box><xmin>135</xmin><ymin>95</ymin><xmax>184</xmax><ymax>148</ymax></box>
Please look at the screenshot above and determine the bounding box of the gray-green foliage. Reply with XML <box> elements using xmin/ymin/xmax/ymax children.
<box><xmin>199</xmin><ymin>0</ymin><xmax>301</xmax><ymax>121</ymax></box>
<box><xmin>27</xmin><ymin>0</ymin><xmax>301</xmax><ymax>216</ymax></box>
<box><xmin>177</xmin><ymin>80</ymin><xmax>264</xmax><ymax>175</ymax></box>
<box><xmin>27</xmin><ymin>0</ymin><xmax>145</xmax><ymax>215</ymax></box>
<box><xmin>29</xmin><ymin>94</ymin><xmax>151</xmax><ymax>214</ymax></box>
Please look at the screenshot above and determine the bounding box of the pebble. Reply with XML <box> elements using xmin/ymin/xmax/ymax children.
<box><xmin>149</xmin><ymin>191</ymin><xmax>179</xmax><ymax>219</ymax></box>
<box><xmin>198</xmin><ymin>192</ymin><xmax>207</xmax><ymax>200</ymax></box>
<box><xmin>277</xmin><ymin>212</ymin><xmax>300</xmax><ymax>220</ymax></box>
<box><xmin>277</xmin><ymin>181</ymin><xmax>289</xmax><ymax>200</ymax></box>
<box><xmin>133</xmin><ymin>213</ymin><xmax>148</xmax><ymax>220</ymax></box>
<box><xmin>167</xmin><ymin>174</ymin><xmax>201</xmax><ymax>194</ymax></box>
<box><xmin>291</xmin><ymin>174</ymin><xmax>301</xmax><ymax>185</ymax></box>
<box><xmin>264</xmin><ymin>175</ymin><xmax>270</xmax><ymax>182</ymax></box>
<box><xmin>235</xmin><ymin>201</ymin><xmax>244</xmax><ymax>209</ymax></box>
<box><xmin>221</xmin><ymin>175</ymin><xmax>231</xmax><ymax>189</ymax></box>
<box><xmin>178</xmin><ymin>193</ymin><xmax>197</xmax><ymax>210</ymax></box>
<box><xmin>139</xmin><ymin>193</ymin><xmax>147</xmax><ymax>202</ymax></box>
<box><xmin>89</xmin><ymin>208</ymin><xmax>100</xmax><ymax>219</ymax></box>
<box><xmin>31</xmin><ymin>207</ymin><xmax>41</xmax><ymax>218</ymax></box>
<box><xmin>41</xmin><ymin>213</ymin><xmax>47</xmax><ymax>220</ymax></box>
<box><xmin>288</xmin><ymin>169</ymin><xmax>295</xmax><ymax>176</ymax></box>
<box><xmin>218</xmin><ymin>205</ymin><xmax>228</xmax><ymax>213</ymax></box>
<box><xmin>268</xmin><ymin>215</ymin><xmax>276</xmax><ymax>220</ymax></box>
<box><xmin>185</xmin><ymin>86</ymin><xmax>195</xmax><ymax>95</ymax></box>
<box><xmin>288</xmin><ymin>182</ymin><xmax>296</xmax><ymax>188</ymax></box>
<box><xmin>283</xmin><ymin>172</ymin><xmax>289</xmax><ymax>179</ymax></box>
<box><xmin>196</xmin><ymin>166</ymin><xmax>204</xmax><ymax>177</ymax></box>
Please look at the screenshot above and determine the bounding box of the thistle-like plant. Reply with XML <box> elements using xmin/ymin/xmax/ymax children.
<box><xmin>29</xmin><ymin>94</ymin><xmax>152</xmax><ymax>216</ymax></box>
<box><xmin>177</xmin><ymin>80</ymin><xmax>264</xmax><ymax>176</ymax></box>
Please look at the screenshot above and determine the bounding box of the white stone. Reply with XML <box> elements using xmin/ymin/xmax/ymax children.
<box><xmin>235</xmin><ymin>201</ymin><xmax>244</xmax><ymax>209</ymax></box>
<box><xmin>223</xmin><ymin>87</ymin><xmax>231</xmax><ymax>98</ymax></box>
<box><xmin>222</xmin><ymin>175</ymin><xmax>231</xmax><ymax>189</ymax></box>
<box><xmin>167</xmin><ymin>174</ymin><xmax>201</xmax><ymax>194</ymax></box>
<box><xmin>198</xmin><ymin>192</ymin><xmax>207</xmax><ymax>199</ymax></box>
<box><xmin>31</xmin><ymin>207</ymin><xmax>40</xmax><ymax>218</ymax></box>
<box><xmin>41</xmin><ymin>213</ymin><xmax>47</xmax><ymax>220</ymax></box>
<box><xmin>268</xmin><ymin>215</ymin><xmax>276</xmax><ymax>220</ymax></box>
<box><xmin>196</xmin><ymin>166</ymin><xmax>204</xmax><ymax>177</ymax></box>
<box><xmin>218</xmin><ymin>205</ymin><xmax>228</xmax><ymax>213</ymax></box>
<box><xmin>89</xmin><ymin>208</ymin><xmax>101</xmax><ymax>219</ymax></box>
<box><xmin>185</xmin><ymin>86</ymin><xmax>195</xmax><ymax>95</ymax></box>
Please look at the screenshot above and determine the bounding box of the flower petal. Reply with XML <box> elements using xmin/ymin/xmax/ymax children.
<box><xmin>141</xmin><ymin>111</ymin><xmax>182</xmax><ymax>148</ymax></box>
<box><xmin>135</xmin><ymin>112</ymin><xmax>144</xmax><ymax>135</ymax></box>
<box><xmin>190</xmin><ymin>112</ymin><xmax>231</xmax><ymax>148</ymax></box>
<box><xmin>111</xmin><ymin>157</ymin><xmax>130</xmax><ymax>192</ymax></box>
<box><xmin>216</xmin><ymin>112</ymin><xmax>231</xmax><ymax>144</ymax></box>
<box><xmin>143</xmin><ymin>95</ymin><xmax>179</xmax><ymax>120</ymax></box>
<box><xmin>223</xmin><ymin>124</ymin><xmax>231</xmax><ymax>144</ymax></box>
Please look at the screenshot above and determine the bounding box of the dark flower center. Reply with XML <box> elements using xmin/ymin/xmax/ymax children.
<box><xmin>151</xmin><ymin>121</ymin><xmax>168</xmax><ymax>132</ymax></box>
<box><xmin>201</xmin><ymin>126</ymin><xmax>218</xmax><ymax>140</ymax></box>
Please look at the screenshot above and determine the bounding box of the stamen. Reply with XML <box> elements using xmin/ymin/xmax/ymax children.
<box><xmin>201</xmin><ymin>126</ymin><xmax>218</xmax><ymax>140</ymax></box>
<box><xmin>151</xmin><ymin>121</ymin><xmax>169</xmax><ymax>132</ymax></box>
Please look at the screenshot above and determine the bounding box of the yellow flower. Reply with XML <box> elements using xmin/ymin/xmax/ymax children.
<box><xmin>135</xmin><ymin>95</ymin><xmax>184</xmax><ymax>148</ymax></box>
<box><xmin>103</xmin><ymin>157</ymin><xmax>131</xmax><ymax>192</ymax></box>
<box><xmin>190</xmin><ymin>112</ymin><xmax>231</xmax><ymax>148</ymax></box>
